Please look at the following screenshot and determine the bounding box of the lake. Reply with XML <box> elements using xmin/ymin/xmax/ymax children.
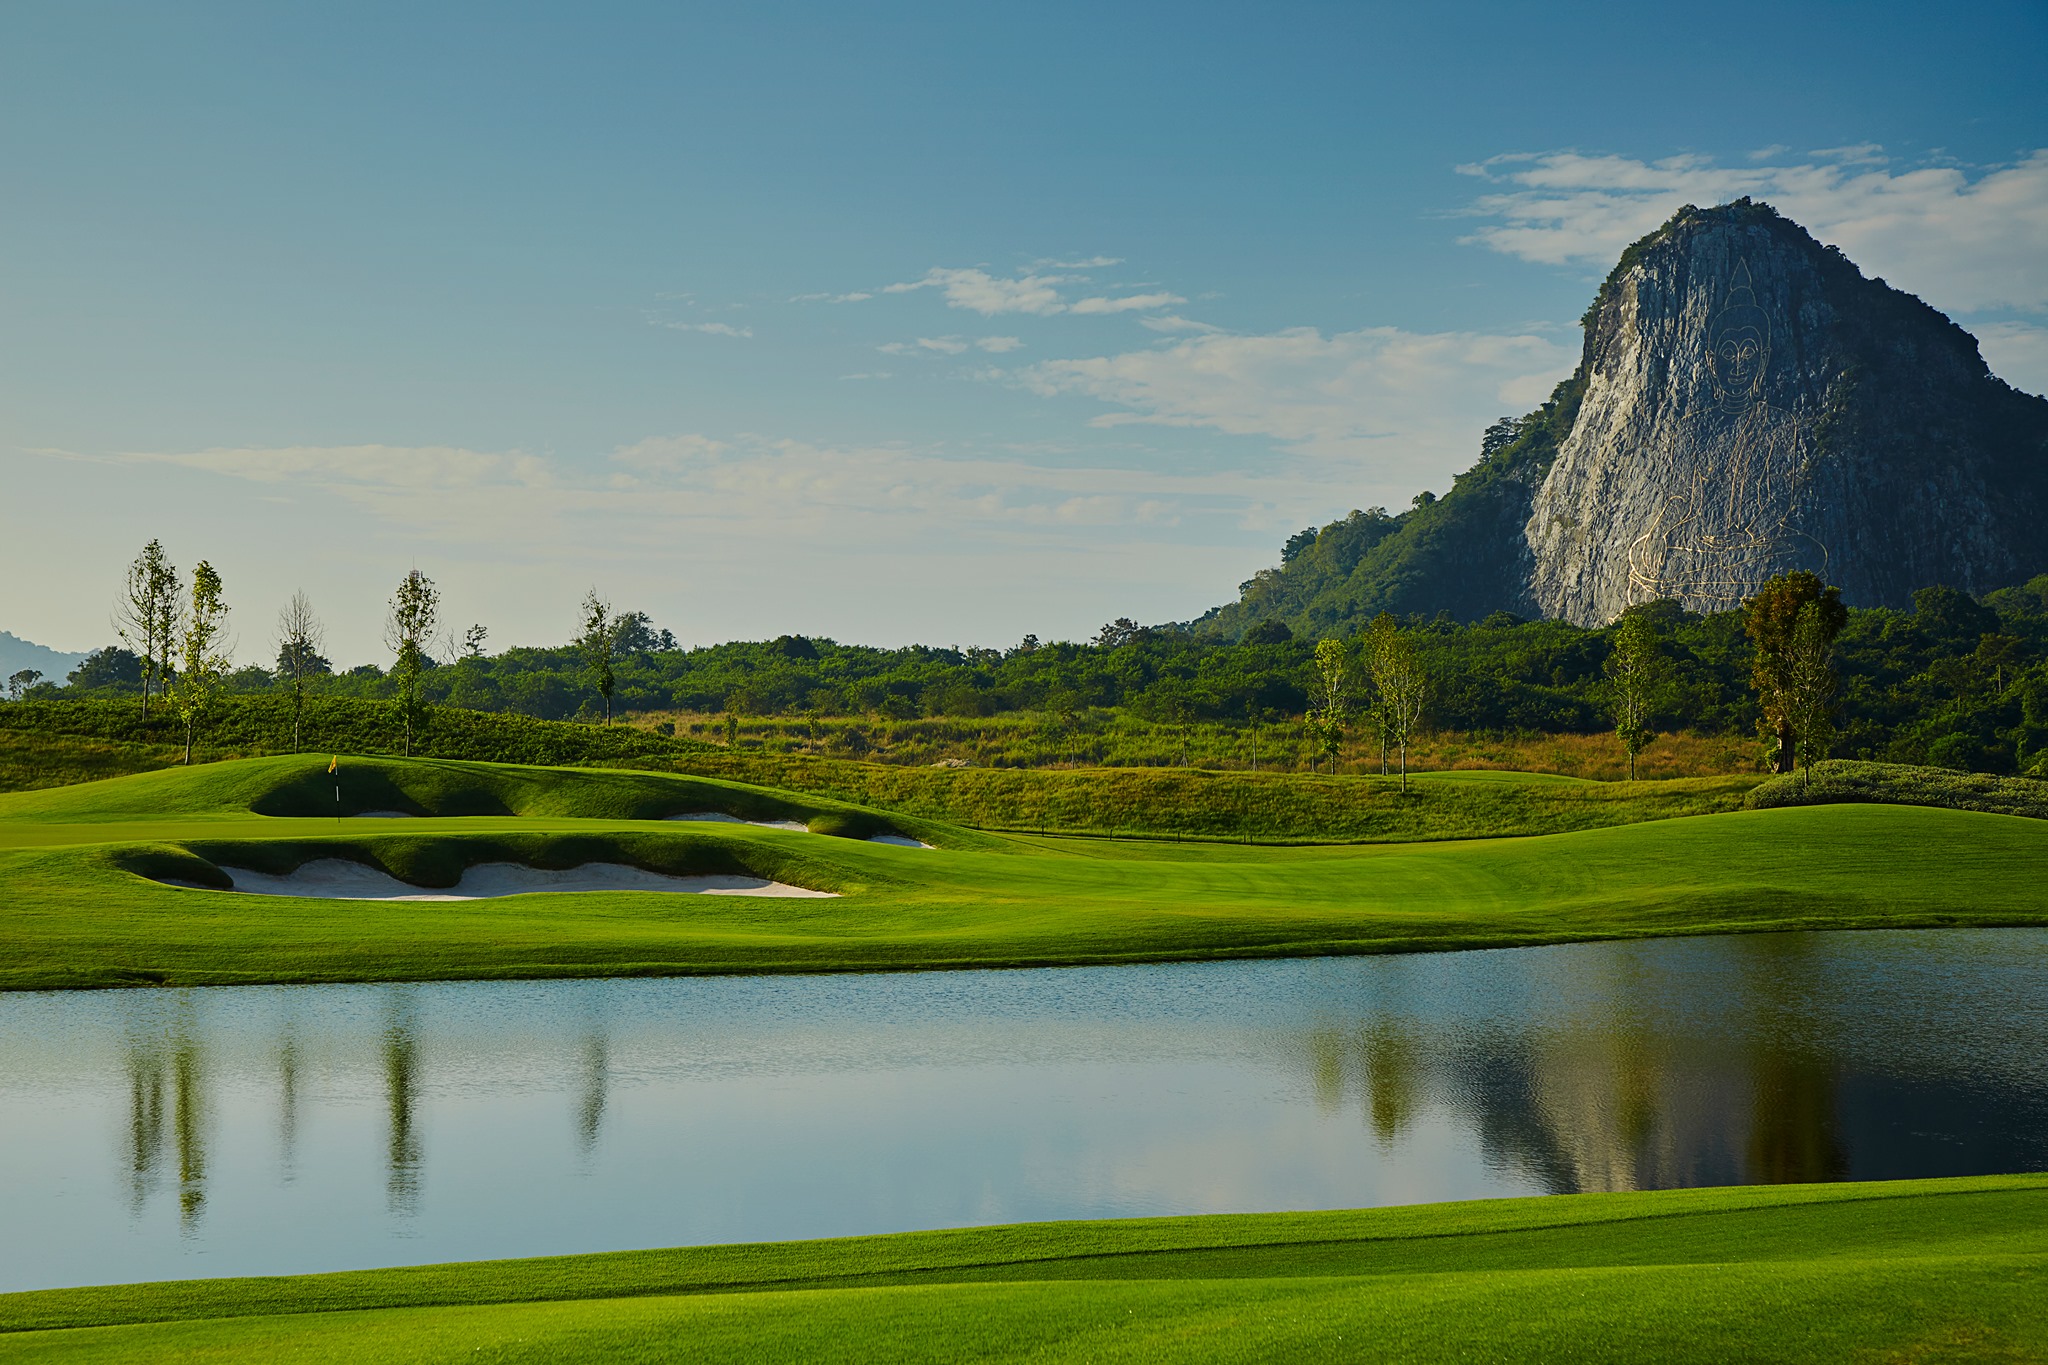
<box><xmin>3</xmin><ymin>929</ymin><xmax>2045</xmax><ymax>1292</ymax></box>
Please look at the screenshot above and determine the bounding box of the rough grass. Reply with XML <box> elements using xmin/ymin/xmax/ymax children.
<box><xmin>661</xmin><ymin>749</ymin><xmax>1761</xmax><ymax>843</ymax></box>
<box><xmin>3</xmin><ymin>1176</ymin><xmax>2043</xmax><ymax>1362</ymax></box>
<box><xmin>1748</xmin><ymin>759</ymin><xmax>2048</xmax><ymax>820</ymax></box>
<box><xmin>1</xmin><ymin>756</ymin><xmax>2043</xmax><ymax>990</ymax></box>
<box><xmin>0</xmin><ymin>697</ymin><xmax>706</xmax><ymax>784</ymax></box>
<box><xmin>0</xmin><ymin>729</ymin><xmax>191</xmax><ymax>792</ymax></box>
<box><xmin>652</xmin><ymin>708</ymin><xmax>1763</xmax><ymax>780</ymax></box>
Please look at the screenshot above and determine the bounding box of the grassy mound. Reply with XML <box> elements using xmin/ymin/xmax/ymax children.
<box><xmin>0</xmin><ymin>755</ymin><xmax>923</xmax><ymax>841</ymax></box>
<box><xmin>3</xmin><ymin>1175</ymin><xmax>2043</xmax><ymax>1361</ymax></box>
<box><xmin>1746</xmin><ymin>760</ymin><xmax>2048</xmax><ymax>820</ymax></box>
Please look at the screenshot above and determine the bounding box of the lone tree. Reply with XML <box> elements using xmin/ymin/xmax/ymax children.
<box><xmin>1604</xmin><ymin>606</ymin><xmax>1665</xmax><ymax>780</ymax></box>
<box><xmin>171</xmin><ymin>561</ymin><xmax>231</xmax><ymax>765</ymax></box>
<box><xmin>577</xmin><ymin>589</ymin><xmax>619</xmax><ymax>724</ymax></box>
<box><xmin>1364</xmin><ymin>613</ymin><xmax>1428</xmax><ymax>793</ymax></box>
<box><xmin>114</xmin><ymin>539</ymin><xmax>181</xmax><ymax>721</ymax></box>
<box><xmin>1743</xmin><ymin>571</ymin><xmax>1846</xmax><ymax>774</ymax></box>
<box><xmin>1308</xmin><ymin>637</ymin><xmax>1350</xmax><ymax>775</ymax></box>
<box><xmin>1784</xmin><ymin>601</ymin><xmax>1840</xmax><ymax>790</ymax></box>
<box><xmin>385</xmin><ymin>569</ymin><xmax>440</xmax><ymax>758</ymax></box>
<box><xmin>6</xmin><ymin>669</ymin><xmax>42</xmax><ymax>701</ymax></box>
<box><xmin>273</xmin><ymin>590</ymin><xmax>329</xmax><ymax>753</ymax></box>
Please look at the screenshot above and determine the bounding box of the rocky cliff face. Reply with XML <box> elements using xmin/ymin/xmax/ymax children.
<box><xmin>1525</xmin><ymin>201</ymin><xmax>2048</xmax><ymax>625</ymax></box>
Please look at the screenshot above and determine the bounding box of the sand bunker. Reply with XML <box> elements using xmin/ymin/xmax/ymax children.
<box><xmin>867</xmin><ymin>834</ymin><xmax>934</xmax><ymax>849</ymax></box>
<box><xmin>160</xmin><ymin>858</ymin><xmax>835</xmax><ymax>900</ymax></box>
<box><xmin>665</xmin><ymin>812</ymin><xmax>810</xmax><ymax>831</ymax></box>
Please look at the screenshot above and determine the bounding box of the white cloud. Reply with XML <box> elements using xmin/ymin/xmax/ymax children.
<box><xmin>1975</xmin><ymin>321</ymin><xmax>2048</xmax><ymax>397</ymax></box>
<box><xmin>790</xmin><ymin>290</ymin><xmax>875</xmax><ymax>304</ymax></box>
<box><xmin>126</xmin><ymin>443</ymin><xmax>554</xmax><ymax>489</ymax></box>
<box><xmin>838</xmin><ymin>371</ymin><xmax>894</xmax><ymax>381</ymax></box>
<box><xmin>1139</xmin><ymin>314</ymin><xmax>1223</xmax><ymax>334</ymax></box>
<box><xmin>96</xmin><ymin>435</ymin><xmax>1321</xmax><ymax>554</ymax></box>
<box><xmin>977</xmin><ymin>336</ymin><xmax>1023</xmax><ymax>353</ymax></box>
<box><xmin>1038</xmin><ymin>256</ymin><xmax>1122</xmax><ymax>269</ymax></box>
<box><xmin>660</xmin><ymin>321</ymin><xmax>754</xmax><ymax>338</ymax></box>
<box><xmin>1456</xmin><ymin>147</ymin><xmax>2048</xmax><ymax>314</ymax></box>
<box><xmin>884</xmin><ymin>267</ymin><xmax>1071</xmax><ymax>315</ymax></box>
<box><xmin>1021</xmin><ymin>326</ymin><xmax>1577</xmax><ymax>489</ymax></box>
<box><xmin>1069</xmin><ymin>292</ymin><xmax>1187</xmax><ymax>315</ymax></box>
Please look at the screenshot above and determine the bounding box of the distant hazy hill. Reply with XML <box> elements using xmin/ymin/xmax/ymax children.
<box><xmin>0</xmin><ymin>632</ymin><xmax>88</xmax><ymax>682</ymax></box>
<box><xmin>1198</xmin><ymin>199</ymin><xmax>2048</xmax><ymax>638</ymax></box>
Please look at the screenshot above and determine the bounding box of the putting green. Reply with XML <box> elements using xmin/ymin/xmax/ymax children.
<box><xmin>3</xmin><ymin>1176</ymin><xmax>2044</xmax><ymax>1362</ymax></box>
<box><xmin>1</xmin><ymin>755</ymin><xmax>2044</xmax><ymax>990</ymax></box>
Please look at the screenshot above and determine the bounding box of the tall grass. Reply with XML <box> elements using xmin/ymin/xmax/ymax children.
<box><xmin>644</xmin><ymin>709</ymin><xmax>1760</xmax><ymax>780</ymax></box>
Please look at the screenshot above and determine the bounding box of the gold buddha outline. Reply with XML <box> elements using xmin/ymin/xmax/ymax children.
<box><xmin>1625</xmin><ymin>261</ymin><xmax>1828</xmax><ymax>610</ymax></box>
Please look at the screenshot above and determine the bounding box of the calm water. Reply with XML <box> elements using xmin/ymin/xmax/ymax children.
<box><xmin>3</xmin><ymin>929</ymin><xmax>2046</xmax><ymax>1292</ymax></box>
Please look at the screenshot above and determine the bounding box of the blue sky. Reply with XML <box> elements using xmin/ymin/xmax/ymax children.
<box><xmin>5</xmin><ymin>1</ymin><xmax>2045</xmax><ymax>663</ymax></box>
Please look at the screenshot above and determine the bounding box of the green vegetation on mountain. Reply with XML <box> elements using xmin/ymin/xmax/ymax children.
<box><xmin>4</xmin><ymin>1176</ymin><xmax>2043</xmax><ymax>1363</ymax></box>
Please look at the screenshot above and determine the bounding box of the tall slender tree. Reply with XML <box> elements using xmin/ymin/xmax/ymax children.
<box><xmin>577</xmin><ymin>589</ymin><xmax>618</xmax><ymax>724</ymax></box>
<box><xmin>273</xmin><ymin>590</ymin><xmax>329</xmax><ymax>754</ymax></box>
<box><xmin>172</xmin><ymin>561</ymin><xmax>231</xmax><ymax>765</ymax></box>
<box><xmin>114</xmin><ymin>540</ymin><xmax>180</xmax><ymax>721</ymax></box>
<box><xmin>1744</xmin><ymin>571</ymin><xmax>1846</xmax><ymax>774</ymax></box>
<box><xmin>1784</xmin><ymin>602</ymin><xmax>1840</xmax><ymax>790</ymax></box>
<box><xmin>1604</xmin><ymin>607</ymin><xmax>1664</xmax><ymax>781</ymax></box>
<box><xmin>1364</xmin><ymin>613</ymin><xmax>1428</xmax><ymax>793</ymax></box>
<box><xmin>385</xmin><ymin>570</ymin><xmax>440</xmax><ymax>758</ymax></box>
<box><xmin>1308</xmin><ymin>638</ymin><xmax>1350</xmax><ymax>776</ymax></box>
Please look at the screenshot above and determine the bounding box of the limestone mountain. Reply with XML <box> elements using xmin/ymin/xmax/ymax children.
<box><xmin>1200</xmin><ymin>200</ymin><xmax>2048</xmax><ymax>637</ymax></box>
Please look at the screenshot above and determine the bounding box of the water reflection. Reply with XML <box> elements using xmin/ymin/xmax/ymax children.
<box><xmin>122</xmin><ymin>1006</ymin><xmax>210</xmax><ymax>1230</ymax></box>
<box><xmin>383</xmin><ymin>993</ymin><xmax>422</xmax><ymax>1217</ymax></box>
<box><xmin>276</xmin><ymin>1029</ymin><xmax>300</xmax><ymax>1181</ymax></box>
<box><xmin>575</xmin><ymin>1031</ymin><xmax>609</xmax><ymax>1157</ymax></box>
<box><xmin>3</xmin><ymin>930</ymin><xmax>2043</xmax><ymax>1292</ymax></box>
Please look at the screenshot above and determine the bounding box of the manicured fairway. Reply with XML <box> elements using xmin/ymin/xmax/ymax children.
<box><xmin>1</xmin><ymin>755</ymin><xmax>2045</xmax><ymax>989</ymax></box>
<box><xmin>2</xmin><ymin>1176</ymin><xmax>2043</xmax><ymax>1362</ymax></box>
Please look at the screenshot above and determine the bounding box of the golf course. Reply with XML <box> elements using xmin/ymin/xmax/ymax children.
<box><xmin>1</xmin><ymin>752</ymin><xmax>2045</xmax><ymax>991</ymax></box>
<box><xmin>5</xmin><ymin>749</ymin><xmax>2048</xmax><ymax>1362</ymax></box>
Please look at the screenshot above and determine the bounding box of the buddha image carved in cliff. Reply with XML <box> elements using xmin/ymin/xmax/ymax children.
<box><xmin>1626</xmin><ymin>260</ymin><xmax>1828</xmax><ymax>610</ymax></box>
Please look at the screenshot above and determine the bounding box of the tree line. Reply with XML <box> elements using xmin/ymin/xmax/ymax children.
<box><xmin>14</xmin><ymin>542</ymin><xmax>2048</xmax><ymax>777</ymax></box>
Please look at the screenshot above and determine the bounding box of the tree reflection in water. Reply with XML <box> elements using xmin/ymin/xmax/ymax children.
<box><xmin>122</xmin><ymin>997</ymin><xmax>208</xmax><ymax>1231</ymax></box>
<box><xmin>383</xmin><ymin>990</ymin><xmax>422</xmax><ymax>1217</ymax></box>
<box><xmin>1299</xmin><ymin>935</ymin><xmax>1855</xmax><ymax>1194</ymax></box>
<box><xmin>575</xmin><ymin>1031</ymin><xmax>609</xmax><ymax>1158</ymax></box>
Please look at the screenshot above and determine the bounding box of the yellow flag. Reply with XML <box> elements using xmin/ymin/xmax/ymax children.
<box><xmin>328</xmin><ymin>756</ymin><xmax>338</xmax><ymax>775</ymax></box>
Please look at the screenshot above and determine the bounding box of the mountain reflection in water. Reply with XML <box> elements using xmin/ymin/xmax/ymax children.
<box><xmin>7</xmin><ymin>930</ymin><xmax>2045</xmax><ymax>1292</ymax></box>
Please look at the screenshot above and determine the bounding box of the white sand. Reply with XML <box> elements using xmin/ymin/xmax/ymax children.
<box><xmin>867</xmin><ymin>834</ymin><xmax>934</xmax><ymax>849</ymax></box>
<box><xmin>665</xmin><ymin>812</ymin><xmax>810</xmax><ymax>832</ymax></box>
<box><xmin>157</xmin><ymin>858</ymin><xmax>836</xmax><ymax>900</ymax></box>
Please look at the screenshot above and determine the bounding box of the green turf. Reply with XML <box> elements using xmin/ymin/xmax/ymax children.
<box><xmin>1</xmin><ymin>755</ymin><xmax>2044</xmax><ymax>990</ymax></box>
<box><xmin>3</xmin><ymin>1176</ymin><xmax>2043</xmax><ymax>1361</ymax></box>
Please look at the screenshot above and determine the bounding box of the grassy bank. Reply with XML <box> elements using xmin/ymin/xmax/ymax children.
<box><xmin>1748</xmin><ymin>759</ymin><xmax>2048</xmax><ymax>819</ymax></box>
<box><xmin>1</xmin><ymin>756</ymin><xmax>2042</xmax><ymax>990</ymax></box>
<box><xmin>0</xmin><ymin>697</ymin><xmax>706</xmax><ymax>784</ymax></box>
<box><xmin>644</xmin><ymin>708</ymin><xmax>1762</xmax><ymax>780</ymax></box>
<box><xmin>3</xmin><ymin>1175</ymin><xmax>2043</xmax><ymax>1361</ymax></box>
<box><xmin>662</xmin><ymin>750</ymin><xmax>1762</xmax><ymax>843</ymax></box>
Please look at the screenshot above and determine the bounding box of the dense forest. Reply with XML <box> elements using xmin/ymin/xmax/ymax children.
<box><xmin>13</xmin><ymin>575</ymin><xmax>2048</xmax><ymax>777</ymax></box>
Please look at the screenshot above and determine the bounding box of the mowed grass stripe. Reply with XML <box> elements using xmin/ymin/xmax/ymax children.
<box><xmin>3</xmin><ymin>1179</ymin><xmax>2045</xmax><ymax>1363</ymax></box>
